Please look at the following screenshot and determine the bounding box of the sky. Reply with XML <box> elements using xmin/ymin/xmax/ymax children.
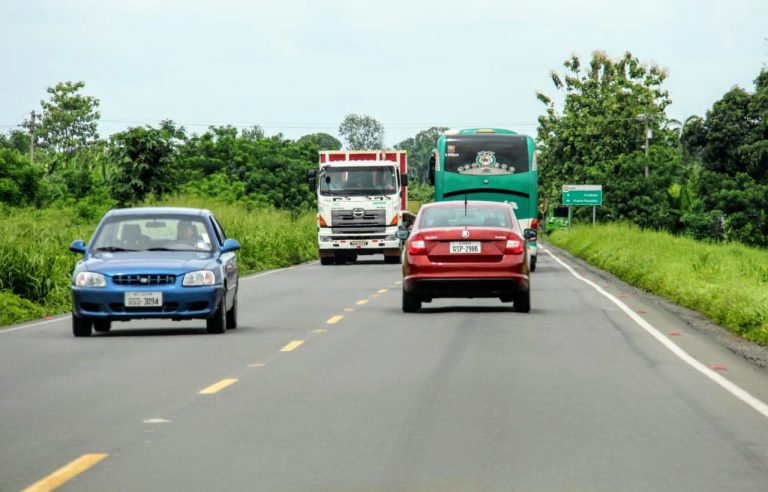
<box><xmin>1</xmin><ymin>0</ymin><xmax>766</xmax><ymax>147</ymax></box>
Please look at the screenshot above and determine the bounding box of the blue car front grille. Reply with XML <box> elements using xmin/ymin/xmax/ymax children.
<box><xmin>112</xmin><ymin>274</ymin><xmax>176</xmax><ymax>286</ymax></box>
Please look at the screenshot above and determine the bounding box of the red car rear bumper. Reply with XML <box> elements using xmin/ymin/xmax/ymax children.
<box><xmin>403</xmin><ymin>255</ymin><xmax>529</xmax><ymax>299</ymax></box>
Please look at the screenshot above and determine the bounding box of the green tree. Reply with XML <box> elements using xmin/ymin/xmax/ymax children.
<box><xmin>395</xmin><ymin>126</ymin><xmax>447</xmax><ymax>183</ymax></box>
<box><xmin>338</xmin><ymin>114</ymin><xmax>384</xmax><ymax>150</ymax></box>
<box><xmin>29</xmin><ymin>81</ymin><xmax>101</xmax><ymax>171</ymax></box>
<box><xmin>298</xmin><ymin>132</ymin><xmax>342</xmax><ymax>150</ymax></box>
<box><xmin>536</xmin><ymin>51</ymin><xmax>673</xmax><ymax>207</ymax></box>
<box><xmin>108</xmin><ymin>126</ymin><xmax>179</xmax><ymax>204</ymax></box>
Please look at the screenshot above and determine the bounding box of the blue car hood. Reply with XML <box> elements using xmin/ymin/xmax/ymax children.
<box><xmin>84</xmin><ymin>251</ymin><xmax>217</xmax><ymax>276</ymax></box>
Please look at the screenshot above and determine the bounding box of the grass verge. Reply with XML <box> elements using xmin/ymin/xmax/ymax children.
<box><xmin>547</xmin><ymin>223</ymin><xmax>768</xmax><ymax>346</ymax></box>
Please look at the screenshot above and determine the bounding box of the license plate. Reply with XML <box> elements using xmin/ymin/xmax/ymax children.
<box><xmin>350</xmin><ymin>240</ymin><xmax>368</xmax><ymax>247</ymax></box>
<box><xmin>124</xmin><ymin>292</ymin><xmax>163</xmax><ymax>307</ymax></box>
<box><xmin>450</xmin><ymin>241</ymin><xmax>481</xmax><ymax>254</ymax></box>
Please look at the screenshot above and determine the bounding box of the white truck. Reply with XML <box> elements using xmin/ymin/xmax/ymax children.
<box><xmin>308</xmin><ymin>150</ymin><xmax>411</xmax><ymax>265</ymax></box>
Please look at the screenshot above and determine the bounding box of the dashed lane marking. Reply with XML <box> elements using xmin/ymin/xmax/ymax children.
<box><xmin>22</xmin><ymin>453</ymin><xmax>109</xmax><ymax>492</ymax></box>
<box><xmin>356</xmin><ymin>300</ymin><xmax>368</xmax><ymax>305</ymax></box>
<box><xmin>326</xmin><ymin>315</ymin><xmax>344</xmax><ymax>324</ymax></box>
<box><xmin>377</xmin><ymin>289</ymin><xmax>388</xmax><ymax>294</ymax></box>
<box><xmin>280</xmin><ymin>340</ymin><xmax>305</xmax><ymax>352</ymax></box>
<box><xmin>199</xmin><ymin>378</ymin><xmax>238</xmax><ymax>394</ymax></box>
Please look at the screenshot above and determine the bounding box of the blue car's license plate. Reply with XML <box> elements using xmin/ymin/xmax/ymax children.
<box><xmin>124</xmin><ymin>292</ymin><xmax>163</xmax><ymax>307</ymax></box>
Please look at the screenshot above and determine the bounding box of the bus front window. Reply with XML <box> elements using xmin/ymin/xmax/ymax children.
<box><xmin>444</xmin><ymin>135</ymin><xmax>529</xmax><ymax>176</ymax></box>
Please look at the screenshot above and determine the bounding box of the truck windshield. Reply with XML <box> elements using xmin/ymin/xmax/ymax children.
<box><xmin>319</xmin><ymin>166</ymin><xmax>398</xmax><ymax>197</ymax></box>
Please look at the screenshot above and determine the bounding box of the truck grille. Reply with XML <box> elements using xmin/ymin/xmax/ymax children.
<box><xmin>331</xmin><ymin>209</ymin><xmax>386</xmax><ymax>233</ymax></box>
<box><xmin>112</xmin><ymin>274</ymin><xmax>176</xmax><ymax>286</ymax></box>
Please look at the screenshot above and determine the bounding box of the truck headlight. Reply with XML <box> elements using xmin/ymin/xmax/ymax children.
<box><xmin>182</xmin><ymin>270</ymin><xmax>216</xmax><ymax>286</ymax></box>
<box><xmin>75</xmin><ymin>272</ymin><xmax>107</xmax><ymax>288</ymax></box>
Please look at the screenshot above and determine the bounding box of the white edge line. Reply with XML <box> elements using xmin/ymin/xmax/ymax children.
<box><xmin>1</xmin><ymin>262</ymin><xmax>316</xmax><ymax>334</ymax></box>
<box><xmin>542</xmin><ymin>246</ymin><xmax>768</xmax><ymax>419</ymax></box>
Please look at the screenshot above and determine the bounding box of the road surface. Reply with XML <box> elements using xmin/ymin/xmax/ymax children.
<box><xmin>2</xmin><ymin>245</ymin><xmax>768</xmax><ymax>491</ymax></box>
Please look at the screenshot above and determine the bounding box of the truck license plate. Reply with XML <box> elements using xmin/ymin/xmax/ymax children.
<box><xmin>450</xmin><ymin>241</ymin><xmax>481</xmax><ymax>254</ymax></box>
<box><xmin>124</xmin><ymin>292</ymin><xmax>163</xmax><ymax>307</ymax></box>
<box><xmin>350</xmin><ymin>240</ymin><xmax>368</xmax><ymax>247</ymax></box>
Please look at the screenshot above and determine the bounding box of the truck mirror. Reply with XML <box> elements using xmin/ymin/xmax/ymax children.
<box><xmin>524</xmin><ymin>228</ymin><xmax>537</xmax><ymax>241</ymax></box>
<box><xmin>395</xmin><ymin>229</ymin><xmax>410</xmax><ymax>240</ymax></box>
<box><xmin>401</xmin><ymin>173</ymin><xmax>409</xmax><ymax>187</ymax></box>
<box><xmin>307</xmin><ymin>169</ymin><xmax>317</xmax><ymax>178</ymax></box>
<box><xmin>428</xmin><ymin>166</ymin><xmax>435</xmax><ymax>186</ymax></box>
<box><xmin>308</xmin><ymin>177</ymin><xmax>316</xmax><ymax>190</ymax></box>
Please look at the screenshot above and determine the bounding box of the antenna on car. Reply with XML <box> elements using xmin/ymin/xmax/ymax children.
<box><xmin>464</xmin><ymin>193</ymin><xmax>468</xmax><ymax>217</ymax></box>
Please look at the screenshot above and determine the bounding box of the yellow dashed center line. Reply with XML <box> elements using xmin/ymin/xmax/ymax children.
<box><xmin>312</xmin><ymin>328</ymin><xmax>328</xmax><ymax>334</ymax></box>
<box><xmin>280</xmin><ymin>340</ymin><xmax>305</xmax><ymax>352</ymax></box>
<box><xmin>377</xmin><ymin>289</ymin><xmax>388</xmax><ymax>293</ymax></box>
<box><xmin>371</xmin><ymin>294</ymin><xmax>380</xmax><ymax>298</ymax></box>
<box><xmin>344</xmin><ymin>308</ymin><xmax>354</xmax><ymax>312</ymax></box>
<box><xmin>355</xmin><ymin>300</ymin><xmax>368</xmax><ymax>305</ymax></box>
<box><xmin>395</xmin><ymin>281</ymin><xmax>402</xmax><ymax>285</ymax></box>
<box><xmin>199</xmin><ymin>378</ymin><xmax>239</xmax><ymax>394</ymax></box>
<box><xmin>248</xmin><ymin>363</ymin><xmax>266</xmax><ymax>368</ymax></box>
<box><xmin>22</xmin><ymin>453</ymin><xmax>108</xmax><ymax>492</ymax></box>
<box><xmin>326</xmin><ymin>315</ymin><xmax>344</xmax><ymax>324</ymax></box>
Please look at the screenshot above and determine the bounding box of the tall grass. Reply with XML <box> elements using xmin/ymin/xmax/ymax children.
<box><xmin>548</xmin><ymin>223</ymin><xmax>768</xmax><ymax>346</ymax></box>
<box><xmin>0</xmin><ymin>198</ymin><xmax>317</xmax><ymax>328</ymax></box>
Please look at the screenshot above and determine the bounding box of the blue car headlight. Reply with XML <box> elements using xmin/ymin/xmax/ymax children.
<box><xmin>182</xmin><ymin>270</ymin><xmax>216</xmax><ymax>287</ymax></box>
<box><xmin>75</xmin><ymin>272</ymin><xmax>107</xmax><ymax>288</ymax></box>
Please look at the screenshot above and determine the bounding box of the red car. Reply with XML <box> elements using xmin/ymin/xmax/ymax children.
<box><xmin>397</xmin><ymin>201</ymin><xmax>535</xmax><ymax>313</ymax></box>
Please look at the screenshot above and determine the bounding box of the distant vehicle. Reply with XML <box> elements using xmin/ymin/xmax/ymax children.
<box><xmin>545</xmin><ymin>206</ymin><xmax>569</xmax><ymax>233</ymax></box>
<box><xmin>428</xmin><ymin>128</ymin><xmax>539</xmax><ymax>271</ymax></box>
<box><xmin>69</xmin><ymin>207</ymin><xmax>240</xmax><ymax>337</ymax></box>
<box><xmin>397</xmin><ymin>201</ymin><xmax>535</xmax><ymax>313</ymax></box>
<box><xmin>308</xmin><ymin>150</ymin><xmax>413</xmax><ymax>265</ymax></box>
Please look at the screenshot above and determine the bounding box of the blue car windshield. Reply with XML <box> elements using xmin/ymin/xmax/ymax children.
<box><xmin>91</xmin><ymin>216</ymin><xmax>214</xmax><ymax>252</ymax></box>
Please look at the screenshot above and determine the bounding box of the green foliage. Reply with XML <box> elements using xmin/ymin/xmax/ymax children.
<box><xmin>0</xmin><ymin>149</ymin><xmax>43</xmax><ymax>206</ymax></box>
<box><xmin>407</xmin><ymin>181</ymin><xmax>434</xmax><ymax>204</ymax></box>
<box><xmin>395</xmin><ymin>126</ymin><xmax>447</xmax><ymax>183</ymax></box>
<box><xmin>549</xmin><ymin>224</ymin><xmax>768</xmax><ymax>346</ymax></box>
<box><xmin>108</xmin><ymin>125</ymin><xmax>180</xmax><ymax>204</ymax></box>
<box><xmin>0</xmin><ymin>291</ymin><xmax>46</xmax><ymax>326</ymax></box>
<box><xmin>537</xmin><ymin>51</ymin><xmax>673</xmax><ymax>206</ymax></box>
<box><xmin>28</xmin><ymin>81</ymin><xmax>101</xmax><ymax>170</ymax></box>
<box><xmin>298</xmin><ymin>132</ymin><xmax>342</xmax><ymax>150</ymax></box>
<box><xmin>338</xmin><ymin>114</ymin><xmax>384</xmax><ymax>150</ymax></box>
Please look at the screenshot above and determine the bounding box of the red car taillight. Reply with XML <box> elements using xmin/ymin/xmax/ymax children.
<box><xmin>407</xmin><ymin>234</ymin><xmax>426</xmax><ymax>255</ymax></box>
<box><xmin>505</xmin><ymin>233</ymin><xmax>525</xmax><ymax>254</ymax></box>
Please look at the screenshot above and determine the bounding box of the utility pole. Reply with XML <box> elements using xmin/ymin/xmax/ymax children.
<box><xmin>29</xmin><ymin>110</ymin><xmax>37</xmax><ymax>164</ymax></box>
<box><xmin>643</xmin><ymin>116</ymin><xmax>650</xmax><ymax>178</ymax></box>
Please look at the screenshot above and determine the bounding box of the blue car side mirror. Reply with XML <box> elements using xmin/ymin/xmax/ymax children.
<box><xmin>69</xmin><ymin>240</ymin><xmax>87</xmax><ymax>254</ymax></box>
<box><xmin>220</xmin><ymin>239</ymin><xmax>241</xmax><ymax>254</ymax></box>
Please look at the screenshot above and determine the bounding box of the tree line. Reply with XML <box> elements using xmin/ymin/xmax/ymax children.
<box><xmin>1</xmin><ymin>52</ymin><xmax>766</xmax><ymax>246</ymax></box>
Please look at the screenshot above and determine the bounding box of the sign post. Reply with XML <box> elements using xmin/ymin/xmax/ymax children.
<box><xmin>562</xmin><ymin>185</ymin><xmax>603</xmax><ymax>226</ymax></box>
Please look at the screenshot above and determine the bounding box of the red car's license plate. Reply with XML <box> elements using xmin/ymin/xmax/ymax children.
<box><xmin>450</xmin><ymin>241</ymin><xmax>481</xmax><ymax>254</ymax></box>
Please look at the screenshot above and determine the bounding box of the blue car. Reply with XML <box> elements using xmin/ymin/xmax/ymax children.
<box><xmin>69</xmin><ymin>207</ymin><xmax>240</xmax><ymax>337</ymax></box>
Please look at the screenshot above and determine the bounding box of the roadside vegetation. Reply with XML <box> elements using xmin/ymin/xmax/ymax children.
<box><xmin>548</xmin><ymin>224</ymin><xmax>768</xmax><ymax>346</ymax></box>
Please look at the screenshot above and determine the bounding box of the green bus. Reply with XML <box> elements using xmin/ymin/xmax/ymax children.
<box><xmin>429</xmin><ymin>128</ymin><xmax>539</xmax><ymax>270</ymax></box>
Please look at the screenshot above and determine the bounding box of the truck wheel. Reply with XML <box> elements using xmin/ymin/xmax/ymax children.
<box><xmin>206</xmin><ymin>297</ymin><xmax>227</xmax><ymax>334</ymax></box>
<box><xmin>384</xmin><ymin>255</ymin><xmax>401</xmax><ymax>264</ymax></box>
<box><xmin>93</xmin><ymin>320</ymin><xmax>112</xmax><ymax>332</ymax></box>
<box><xmin>530</xmin><ymin>255</ymin><xmax>537</xmax><ymax>272</ymax></box>
<box><xmin>72</xmin><ymin>315</ymin><xmax>93</xmax><ymax>337</ymax></box>
<box><xmin>402</xmin><ymin>289</ymin><xmax>421</xmax><ymax>313</ymax></box>
<box><xmin>320</xmin><ymin>256</ymin><xmax>334</xmax><ymax>265</ymax></box>
<box><xmin>513</xmin><ymin>289</ymin><xmax>531</xmax><ymax>313</ymax></box>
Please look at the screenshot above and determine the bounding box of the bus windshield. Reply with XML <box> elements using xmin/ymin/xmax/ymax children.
<box><xmin>444</xmin><ymin>135</ymin><xmax>529</xmax><ymax>175</ymax></box>
<box><xmin>319</xmin><ymin>166</ymin><xmax>398</xmax><ymax>197</ymax></box>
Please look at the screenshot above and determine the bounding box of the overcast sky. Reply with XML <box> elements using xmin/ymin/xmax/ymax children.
<box><xmin>1</xmin><ymin>0</ymin><xmax>766</xmax><ymax>146</ymax></box>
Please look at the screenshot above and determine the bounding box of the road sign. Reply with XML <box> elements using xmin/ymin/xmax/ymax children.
<box><xmin>562</xmin><ymin>184</ymin><xmax>602</xmax><ymax>206</ymax></box>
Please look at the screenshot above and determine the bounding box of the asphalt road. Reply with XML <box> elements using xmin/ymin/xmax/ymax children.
<box><xmin>2</xmin><ymin>245</ymin><xmax>768</xmax><ymax>491</ymax></box>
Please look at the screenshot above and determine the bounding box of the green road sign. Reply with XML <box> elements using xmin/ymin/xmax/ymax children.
<box><xmin>562</xmin><ymin>184</ymin><xmax>602</xmax><ymax>206</ymax></box>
